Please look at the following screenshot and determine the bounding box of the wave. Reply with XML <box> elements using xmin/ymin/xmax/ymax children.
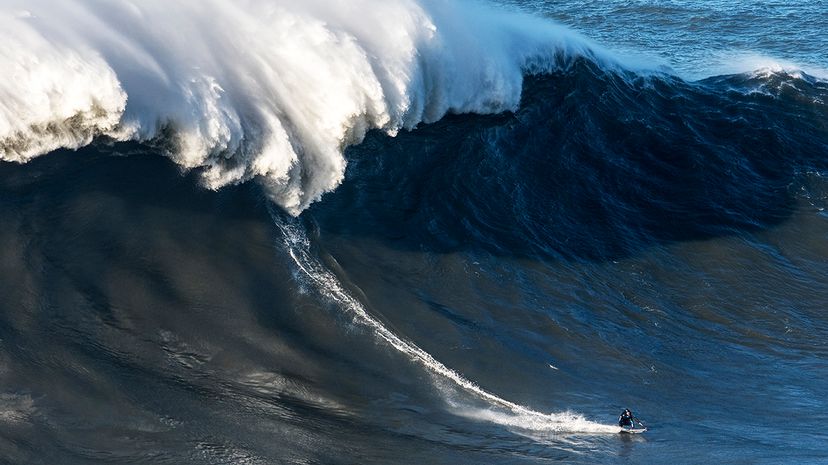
<box><xmin>312</xmin><ymin>60</ymin><xmax>828</xmax><ymax>262</ymax></box>
<box><xmin>0</xmin><ymin>0</ymin><xmax>615</xmax><ymax>215</ymax></box>
<box><xmin>706</xmin><ymin>52</ymin><xmax>828</xmax><ymax>81</ymax></box>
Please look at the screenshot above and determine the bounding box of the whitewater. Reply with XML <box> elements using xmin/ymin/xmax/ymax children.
<box><xmin>0</xmin><ymin>0</ymin><xmax>611</xmax><ymax>215</ymax></box>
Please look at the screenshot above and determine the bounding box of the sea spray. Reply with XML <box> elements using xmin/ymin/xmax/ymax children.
<box><xmin>0</xmin><ymin>0</ymin><xmax>606</xmax><ymax>214</ymax></box>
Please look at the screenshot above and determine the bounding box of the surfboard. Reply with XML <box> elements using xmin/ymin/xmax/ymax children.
<box><xmin>620</xmin><ymin>427</ymin><xmax>647</xmax><ymax>434</ymax></box>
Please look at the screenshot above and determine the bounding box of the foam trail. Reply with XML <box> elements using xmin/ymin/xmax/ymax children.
<box><xmin>271</xmin><ymin>212</ymin><xmax>619</xmax><ymax>434</ymax></box>
<box><xmin>0</xmin><ymin>0</ymin><xmax>612</xmax><ymax>215</ymax></box>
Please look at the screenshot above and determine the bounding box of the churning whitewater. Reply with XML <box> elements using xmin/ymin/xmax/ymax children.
<box><xmin>1</xmin><ymin>0</ymin><xmax>608</xmax><ymax>214</ymax></box>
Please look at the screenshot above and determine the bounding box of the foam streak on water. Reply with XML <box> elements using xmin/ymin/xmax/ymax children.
<box><xmin>271</xmin><ymin>211</ymin><xmax>619</xmax><ymax>435</ymax></box>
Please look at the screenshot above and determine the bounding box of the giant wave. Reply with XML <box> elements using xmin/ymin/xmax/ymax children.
<box><xmin>0</xmin><ymin>0</ymin><xmax>617</xmax><ymax>215</ymax></box>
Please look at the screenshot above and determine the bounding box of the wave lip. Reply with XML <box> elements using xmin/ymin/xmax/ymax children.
<box><xmin>0</xmin><ymin>0</ymin><xmax>611</xmax><ymax>214</ymax></box>
<box><xmin>0</xmin><ymin>11</ymin><xmax>125</xmax><ymax>162</ymax></box>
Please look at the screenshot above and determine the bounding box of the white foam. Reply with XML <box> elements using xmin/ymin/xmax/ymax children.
<box><xmin>273</xmin><ymin>214</ymin><xmax>617</xmax><ymax>434</ymax></box>
<box><xmin>708</xmin><ymin>51</ymin><xmax>828</xmax><ymax>81</ymax></box>
<box><xmin>0</xmin><ymin>0</ymin><xmax>613</xmax><ymax>214</ymax></box>
<box><xmin>0</xmin><ymin>11</ymin><xmax>125</xmax><ymax>162</ymax></box>
<box><xmin>457</xmin><ymin>407</ymin><xmax>620</xmax><ymax>434</ymax></box>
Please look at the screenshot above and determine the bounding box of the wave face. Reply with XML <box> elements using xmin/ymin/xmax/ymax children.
<box><xmin>322</xmin><ymin>63</ymin><xmax>828</xmax><ymax>260</ymax></box>
<box><xmin>2</xmin><ymin>1</ymin><xmax>828</xmax><ymax>464</ymax></box>
<box><xmin>0</xmin><ymin>0</ymin><xmax>608</xmax><ymax>214</ymax></box>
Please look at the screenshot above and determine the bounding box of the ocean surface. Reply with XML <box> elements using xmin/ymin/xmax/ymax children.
<box><xmin>1</xmin><ymin>1</ymin><xmax>827</xmax><ymax>463</ymax></box>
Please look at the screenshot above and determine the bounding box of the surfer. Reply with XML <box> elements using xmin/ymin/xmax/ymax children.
<box><xmin>618</xmin><ymin>409</ymin><xmax>635</xmax><ymax>428</ymax></box>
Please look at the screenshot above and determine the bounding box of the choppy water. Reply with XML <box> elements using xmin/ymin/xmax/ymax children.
<box><xmin>1</xmin><ymin>1</ymin><xmax>827</xmax><ymax>463</ymax></box>
<box><xmin>512</xmin><ymin>0</ymin><xmax>828</xmax><ymax>78</ymax></box>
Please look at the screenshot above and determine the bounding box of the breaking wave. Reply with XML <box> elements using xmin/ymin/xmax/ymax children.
<box><xmin>0</xmin><ymin>0</ymin><xmax>613</xmax><ymax>214</ymax></box>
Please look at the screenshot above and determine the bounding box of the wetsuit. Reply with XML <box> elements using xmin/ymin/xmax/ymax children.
<box><xmin>619</xmin><ymin>411</ymin><xmax>634</xmax><ymax>428</ymax></box>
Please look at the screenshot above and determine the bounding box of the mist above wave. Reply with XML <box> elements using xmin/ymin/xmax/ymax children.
<box><xmin>0</xmin><ymin>0</ymin><xmax>606</xmax><ymax>214</ymax></box>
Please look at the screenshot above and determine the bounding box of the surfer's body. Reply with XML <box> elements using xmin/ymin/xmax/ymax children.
<box><xmin>618</xmin><ymin>409</ymin><xmax>647</xmax><ymax>434</ymax></box>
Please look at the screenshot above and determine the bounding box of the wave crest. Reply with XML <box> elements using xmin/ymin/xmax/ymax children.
<box><xmin>0</xmin><ymin>0</ymin><xmax>603</xmax><ymax>214</ymax></box>
<box><xmin>0</xmin><ymin>12</ymin><xmax>125</xmax><ymax>162</ymax></box>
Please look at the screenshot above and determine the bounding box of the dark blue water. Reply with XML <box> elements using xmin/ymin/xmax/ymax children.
<box><xmin>1</xmin><ymin>1</ymin><xmax>828</xmax><ymax>464</ymax></box>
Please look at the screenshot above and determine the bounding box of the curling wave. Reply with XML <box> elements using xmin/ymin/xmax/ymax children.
<box><xmin>0</xmin><ymin>0</ymin><xmax>612</xmax><ymax>214</ymax></box>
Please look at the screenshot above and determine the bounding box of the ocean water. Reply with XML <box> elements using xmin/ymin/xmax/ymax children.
<box><xmin>1</xmin><ymin>1</ymin><xmax>827</xmax><ymax>463</ymax></box>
